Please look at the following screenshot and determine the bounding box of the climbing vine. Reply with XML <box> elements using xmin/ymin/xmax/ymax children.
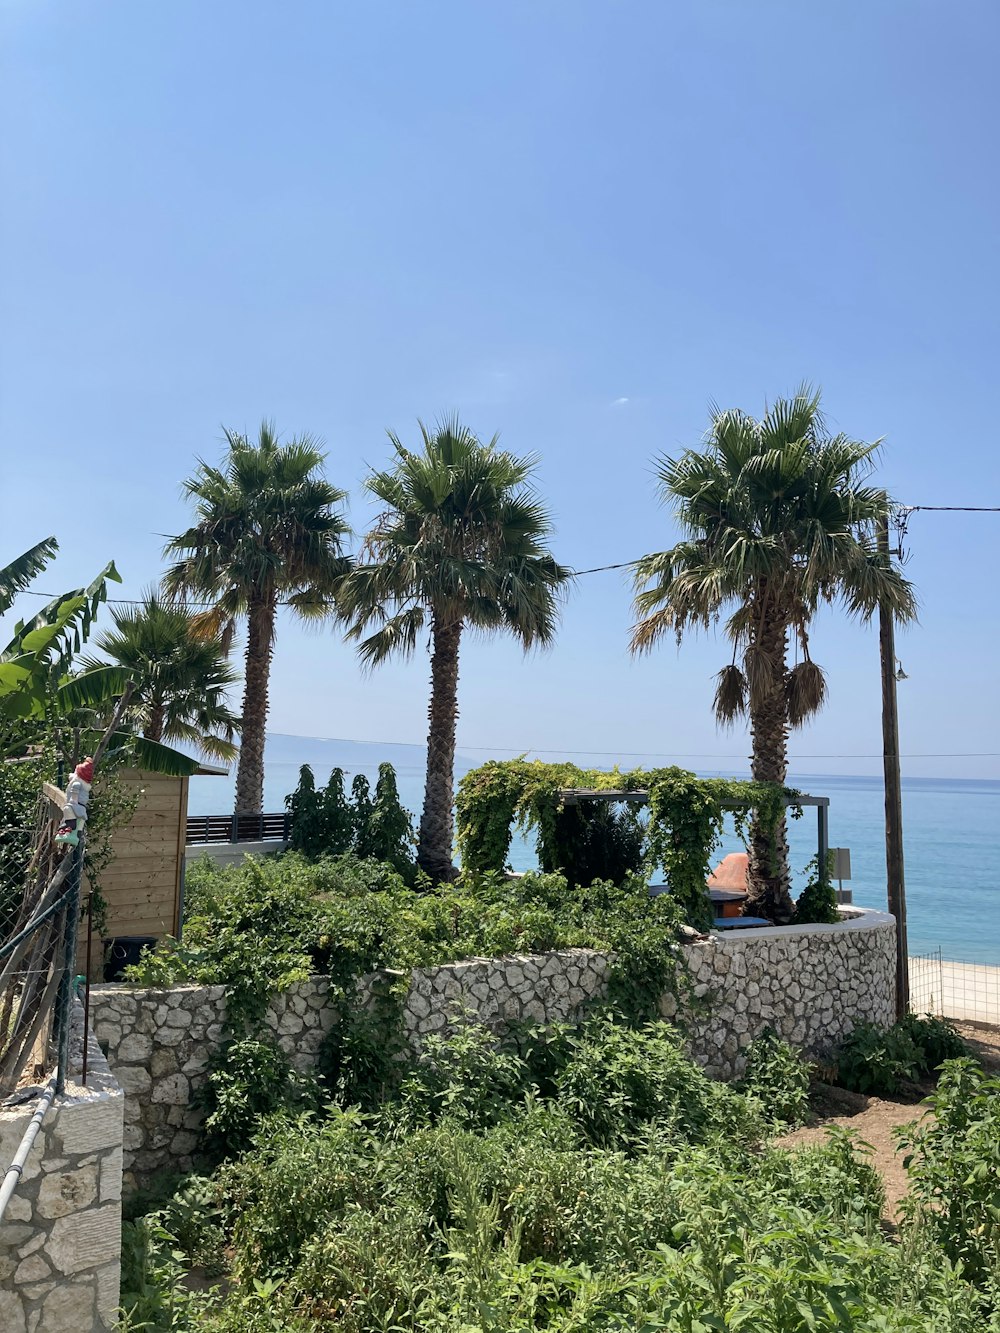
<box><xmin>456</xmin><ymin>759</ymin><xmax>801</xmax><ymax>931</ymax></box>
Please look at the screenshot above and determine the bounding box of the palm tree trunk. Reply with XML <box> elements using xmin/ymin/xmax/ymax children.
<box><xmin>234</xmin><ymin>597</ymin><xmax>275</xmax><ymax>815</ymax></box>
<box><xmin>746</xmin><ymin>603</ymin><xmax>795</xmax><ymax>923</ymax></box>
<box><xmin>144</xmin><ymin>704</ymin><xmax>165</xmax><ymax>744</ymax></box>
<box><xmin>417</xmin><ymin>616</ymin><xmax>462</xmax><ymax>883</ymax></box>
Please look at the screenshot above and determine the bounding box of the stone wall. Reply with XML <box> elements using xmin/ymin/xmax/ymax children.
<box><xmin>89</xmin><ymin>977</ymin><xmax>339</xmax><ymax>1190</ymax></box>
<box><xmin>91</xmin><ymin>908</ymin><xmax>895</xmax><ymax>1188</ymax></box>
<box><xmin>0</xmin><ymin>1007</ymin><xmax>124</xmax><ymax>1333</ymax></box>
<box><xmin>671</xmin><ymin>909</ymin><xmax>896</xmax><ymax>1078</ymax></box>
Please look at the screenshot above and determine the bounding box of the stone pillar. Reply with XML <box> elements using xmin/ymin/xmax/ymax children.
<box><xmin>0</xmin><ymin>1010</ymin><xmax>124</xmax><ymax>1332</ymax></box>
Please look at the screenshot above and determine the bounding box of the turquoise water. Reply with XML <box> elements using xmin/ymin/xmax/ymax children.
<box><xmin>187</xmin><ymin>735</ymin><xmax>1000</xmax><ymax>966</ymax></box>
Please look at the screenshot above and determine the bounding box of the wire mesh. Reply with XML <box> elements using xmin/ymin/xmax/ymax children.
<box><xmin>909</xmin><ymin>947</ymin><xmax>1000</xmax><ymax>1026</ymax></box>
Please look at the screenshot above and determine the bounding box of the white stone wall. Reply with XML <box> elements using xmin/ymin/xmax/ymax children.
<box><xmin>0</xmin><ymin>1008</ymin><xmax>124</xmax><ymax>1333</ymax></box>
<box><xmin>665</xmin><ymin>910</ymin><xmax>897</xmax><ymax>1078</ymax></box>
<box><xmin>91</xmin><ymin>908</ymin><xmax>896</xmax><ymax>1187</ymax></box>
<box><xmin>90</xmin><ymin>978</ymin><xmax>339</xmax><ymax>1190</ymax></box>
<box><xmin>403</xmin><ymin>949</ymin><xmax>612</xmax><ymax>1044</ymax></box>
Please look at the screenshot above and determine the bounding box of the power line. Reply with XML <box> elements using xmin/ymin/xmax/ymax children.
<box><xmin>11</xmin><ymin>501</ymin><xmax>1000</xmax><ymax>605</ymax></box>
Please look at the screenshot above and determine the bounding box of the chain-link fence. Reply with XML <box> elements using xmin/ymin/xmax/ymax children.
<box><xmin>0</xmin><ymin>787</ymin><xmax>84</xmax><ymax>1099</ymax></box>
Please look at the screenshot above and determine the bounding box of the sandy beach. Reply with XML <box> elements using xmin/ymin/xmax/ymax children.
<box><xmin>909</xmin><ymin>955</ymin><xmax>1000</xmax><ymax>1025</ymax></box>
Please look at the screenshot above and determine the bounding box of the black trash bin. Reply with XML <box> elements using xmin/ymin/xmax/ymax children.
<box><xmin>103</xmin><ymin>936</ymin><xmax>158</xmax><ymax>982</ymax></box>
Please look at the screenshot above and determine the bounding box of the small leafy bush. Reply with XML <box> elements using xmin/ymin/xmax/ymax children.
<box><xmin>397</xmin><ymin>1022</ymin><xmax>529</xmax><ymax>1129</ymax></box>
<box><xmin>737</xmin><ymin>1028</ymin><xmax>811</xmax><ymax>1125</ymax></box>
<box><xmin>835</xmin><ymin>1020</ymin><xmax>923</xmax><ymax>1095</ymax></box>
<box><xmin>794</xmin><ymin>852</ymin><xmax>840</xmax><ymax>925</ymax></box>
<box><xmin>118</xmin><ymin>1211</ymin><xmax>217</xmax><ymax>1330</ymax></box>
<box><xmin>554</xmin><ymin>1016</ymin><xmax>744</xmax><ymax>1148</ymax></box>
<box><xmin>197</xmin><ymin>1037</ymin><xmax>318</xmax><ymax>1163</ymax></box>
<box><xmin>897</xmin><ymin>1011</ymin><xmax>968</xmax><ymax>1073</ymax></box>
<box><xmin>898</xmin><ymin>1057</ymin><xmax>1000</xmax><ymax>1288</ymax></box>
<box><xmin>836</xmin><ymin>1015</ymin><xmax>969</xmax><ymax>1096</ymax></box>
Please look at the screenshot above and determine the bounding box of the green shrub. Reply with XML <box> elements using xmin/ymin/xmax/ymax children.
<box><xmin>127</xmin><ymin>1019</ymin><xmax>995</xmax><ymax>1333</ymax></box>
<box><xmin>835</xmin><ymin>1015</ymin><xmax>970</xmax><ymax>1097</ymax></box>
<box><xmin>219</xmin><ymin>1109</ymin><xmax>380</xmax><ymax>1279</ymax></box>
<box><xmin>737</xmin><ymin>1028</ymin><xmax>811</xmax><ymax>1125</ymax></box>
<box><xmin>794</xmin><ymin>852</ymin><xmax>840</xmax><ymax>925</ymax></box>
<box><xmin>554</xmin><ymin>1016</ymin><xmax>744</xmax><ymax>1148</ymax></box>
<box><xmin>163</xmin><ymin>856</ymin><xmax>688</xmax><ymax>1034</ymax></box>
<box><xmin>364</xmin><ymin>761</ymin><xmax>416</xmax><ymax>876</ymax></box>
<box><xmin>897</xmin><ymin>1011</ymin><xmax>969</xmax><ymax>1073</ymax></box>
<box><xmin>835</xmin><ymin>1020</ymin><xmax>923</xmax><ymax>1095</ymax></box>
<box><xmin>285</xmin><ymin>764</ymin><xmax>324</xmax><ymax>856</ymax></box>
<box><xmin>118</xmin><ymin>1211</ymin><xmax>217</xmax><ymax>1330</ymax></box>
<box><xmin>197</xmin><ymin>1038</ymin><xmax>318</xmax><ymax>1163</ymax></box>
<box><xmin>397</xmin><ymin>1022</ymin><xmax>530</xmax><ymax>1130</ymax></box>
<box><xmin>285</xmin><ymin>763</ymin><xmax>415</xmax><ymax>875</ymax></box>
<box><xmin>898</xmin><ymin>1057</ymin><xmax>1000</xmax><ymax>1288</ymax></box>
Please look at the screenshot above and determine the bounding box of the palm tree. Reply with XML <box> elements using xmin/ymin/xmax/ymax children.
<box><xmin>339</xmin><ymin>418</ymin><xmax>571</xmax><ymax>882</ymax></box>
<box><xmin>631</xmin><ymin>386</ymin><xmax>917</xmax><ymax>922</ymax></box>
<box><xmin>163</xmin><ymin>423</ymin><xmax>351</xmax><ymax>813</ymax></box>
<box><xmin>83</xmin><ymin>591</ymin><xmax>241</xmax><ymax>762</ymax></box>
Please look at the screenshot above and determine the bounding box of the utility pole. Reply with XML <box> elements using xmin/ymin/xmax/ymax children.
<box><xmin>878</xmin><ymin>515</ymin><xmax>908</xmax><ymax>1018</ymax></box>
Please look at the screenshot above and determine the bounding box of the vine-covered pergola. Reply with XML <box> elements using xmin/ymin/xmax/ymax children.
<box><xmin>455</xmin><ymin>760</ymin><xmax>837</xmax><ymax>930</ymax></box>
<box><xmin>558</xmin><ymin>786</ymin><xmax>829</xmax><ymax>864</ymax></box>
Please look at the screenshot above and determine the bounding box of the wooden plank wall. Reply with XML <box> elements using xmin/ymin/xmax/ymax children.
<box><xmin>82</xmin><ymin>770</ymin><xmax>187</xmax><ymax>954</ymax></box>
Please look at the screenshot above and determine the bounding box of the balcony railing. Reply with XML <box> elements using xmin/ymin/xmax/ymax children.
<box><xmin>185</xmin><ymin>812</ymin><xmax>291</xmax><ymax>845</ymax></box>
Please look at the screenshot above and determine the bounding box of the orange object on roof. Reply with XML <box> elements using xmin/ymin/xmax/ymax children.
<box><xmin>707</xmin><ymin>852</ymin><xmax>749</xmax><ymax>894</ymax></box>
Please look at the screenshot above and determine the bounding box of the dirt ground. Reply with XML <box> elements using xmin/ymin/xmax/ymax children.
<box><xmin>774</xmin><ymin>1020</ymin><xmax>1000</xmax><ymax>1221</ymax></box>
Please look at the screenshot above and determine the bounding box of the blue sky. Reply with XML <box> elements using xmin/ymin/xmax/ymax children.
<box><xmin>2</xmin><ymin>1</ymin><xmax>998</xmax><ymax>780</ymax></box>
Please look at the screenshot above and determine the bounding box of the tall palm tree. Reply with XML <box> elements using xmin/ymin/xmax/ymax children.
<box><xmin>631</xmin><ymin>387</ymin><xmax>917</xmax><ymax>922</ymax></box>
<box><xmin>339</xmin><ymin>418</ymin><xmax>571</xmax><ymax>882</ymax></box>
<box><xmin>83</xmin><ymin>591</ymin><xmax>241</xmax><ymax>761</ymax></box>
<box><xmin>164</xmin><ymin>423</ymin><xmax>351</xmax><ymax>813</ymax></box>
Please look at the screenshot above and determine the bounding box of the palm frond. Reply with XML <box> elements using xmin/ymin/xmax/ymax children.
<box><xmin>785</xmin><ymin>659</ymin><xmax>828</xmax><ymax>727</ymax></box>
<box><xmin>714</xmin><ymin>664</ymin><xmax>748</xmax><ymax>728</ymax></box>
<box><xmin>343</xmin><ymin>418</ymin><xmax>567</xmax><ymax>665</ymax></box>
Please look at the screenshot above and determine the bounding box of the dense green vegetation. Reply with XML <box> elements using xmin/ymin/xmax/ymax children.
<box><xmin>454</xmin><ymin>759</ymin><xmax>838</xmax><ymax>930</ymax></box>
<box><xmin>119</xmin><ymin>1014</ymin><xmax>995</xmax><ymax>1332</ymax></box>
<box><xmin>126</xmin><ymin>852</ymin><xmax>689</xmax><ymax>1032</ymax></box>
<box><xmin>117</xmin><ymin>852</ymin><xmax>995</xmax><ymax>1332</ymax></box>
<box><xmin>285</xmin><ymin>762</ymin><xmax>416</xmax><ymax>878</ymax></box>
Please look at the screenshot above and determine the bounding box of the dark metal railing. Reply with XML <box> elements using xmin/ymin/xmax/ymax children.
<box><xmin>185</xmin><ymin>812</ymin><xmax>291</xmax><ymax>845</ymax></box>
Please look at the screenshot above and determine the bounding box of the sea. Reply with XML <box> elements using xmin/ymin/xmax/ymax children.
<box><xmin>187</xmin><ymin>733</ymin><xmax>1000</xmax><ymax>966</ymax></box>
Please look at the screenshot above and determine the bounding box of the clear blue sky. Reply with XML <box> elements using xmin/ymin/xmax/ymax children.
<box><xmin>3</xmin><ymin>1</ymin><xmax>998</xmax><ymax>779</ymax></box>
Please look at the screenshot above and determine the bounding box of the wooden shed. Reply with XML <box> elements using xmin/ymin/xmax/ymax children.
<box><xmin>83</xmin><ymin>764</ymin><xmax>226</xmax><ymax>959</ymax></box>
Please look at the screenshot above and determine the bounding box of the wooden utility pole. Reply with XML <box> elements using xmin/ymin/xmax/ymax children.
<box><xmin>878</xmin><ymin>515</ymin><xmax>909</xmax><ymax>1018</ymax></box>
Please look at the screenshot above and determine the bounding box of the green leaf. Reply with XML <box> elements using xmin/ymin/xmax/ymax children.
<box><xmin>123</xmin><ymin>735</ymin><xmax>201</xmax><ymax>776</ymax></box>
<box><xmin>57</xmin><ymin>665</ymin><xmax>132</xmax><ymax>711</ymax></box>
